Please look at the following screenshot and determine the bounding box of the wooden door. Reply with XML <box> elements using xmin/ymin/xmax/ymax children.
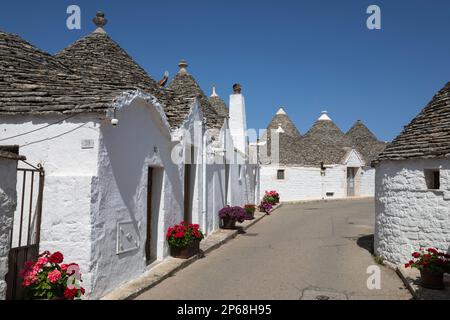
<box><xmin>347</xmin><ymin>167</ymin><xmax>355</xmax><ymax>197</ymax></box>
<box><xmin>145</xmin><ymin>167</ymin><xmax>153</xmax><ymax>263</ymax></box>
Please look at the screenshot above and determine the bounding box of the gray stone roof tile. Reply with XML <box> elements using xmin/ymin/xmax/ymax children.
<box><xmin>375</xmin><ymin>82</ymin><xmax>450</xmax><ymax>163</ymax></box>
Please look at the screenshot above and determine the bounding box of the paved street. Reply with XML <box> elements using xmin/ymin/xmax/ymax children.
<box><xmin>136</xmin><ymin>199</ymin><xmax>411</xmax><ymax>300</ymax></box>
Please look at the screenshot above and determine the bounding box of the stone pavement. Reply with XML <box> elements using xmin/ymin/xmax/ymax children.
<box><xmin>102</xmin><ymin>206</ymin><xmax>280</xmax><ymax>300</ymax></box>
<box><xmin>136</xmin><ymin>199</ymin><xmax>411</xmax><ymax>300</ymax></box>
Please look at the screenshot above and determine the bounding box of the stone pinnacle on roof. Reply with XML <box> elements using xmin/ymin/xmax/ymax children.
<box><xmin>318</xmin><ymin>111</ymin><xmax>332</xmax><ymax>121</ymax></box>
<box><xmin>276</xmin><ymin>107</ymin><xmax>286</xmax><ymax>115</ymax></box>
<box><xmin>210</xmin><ymin>85</ymin><xmax>218</xmax><ymax>97</ymax></box>
<box><xmin>93</xmin><ymin>12</ymin><xmax>108</xmax><ymax>34</ymax></box>
<box><xmin>178</xmin><ymin>59</ymin><xmax>188</xmax><ymax>74</ymax></box>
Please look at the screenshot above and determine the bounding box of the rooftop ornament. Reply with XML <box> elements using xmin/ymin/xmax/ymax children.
<box><xmin>92</xmin><ymin>12</ymin><xmax>107</xmax><ymax>34</ymax></box>
<box><xmin>178</xmin><ymin>59</ymin><xmax>188</xmax><ymax>74</ymax></box>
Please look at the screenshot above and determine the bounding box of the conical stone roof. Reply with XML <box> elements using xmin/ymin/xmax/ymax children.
<box><xmin>345</xmin><ymin>120</ymin><xmax>386</xmax><ymax>163</ymax></box>
<box><xmin>208</xmin><ymin>86</ymin><xmax>228</xmax><ymax>118</ymax></box>
<box><xmin>375</xmin><ymin>82</ymin><xmax>450</xmax><ymax>163</ymax></box>
<box><xmin>266</xmin><ymin>108</ymin><xmax>301</xmax><ymax>138</ymax></box>
<box><xmin>0</xmin><ymin>13</ymin><xmax>194</xmax><ymax>129</ymax></box>
<box><xmin>167</xmin><ymin>62</ymin><xmax>224</xmax><ymax>129</ymax></box>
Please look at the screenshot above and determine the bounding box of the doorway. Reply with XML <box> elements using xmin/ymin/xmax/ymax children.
<box><xmin>145</xmin><ymin>166</ymin><xmax>163</xmax><ymax>264</ymax></box>
<box><xmin>347</xmin><ymin>167</ymin><xmax>356</xmax><ymax>197</ymax></box>
<box><xmin>184</xmin><ymin>145</ymin><xmax>195</xmax><ymax>224</ymax></box>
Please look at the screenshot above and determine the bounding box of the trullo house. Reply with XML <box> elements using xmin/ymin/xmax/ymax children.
<box><xmin>374</xmin><ymin>82</ymin><xmax>450</xmax><ymax>265</ymax></box>
<box><xmin>0</xmin><ymin>12</ymin><xmax>257</xmax><ymax>299</ymax></box>
<box><xmin>258</xmin><ymin>108</ymin><xmax>386</xmax><ymax>201</ymax></box>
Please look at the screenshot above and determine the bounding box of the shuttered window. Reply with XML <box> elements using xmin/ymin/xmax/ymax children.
<box><xmin>277</xmin><ymin>169</ymin><xmax>285</xmax><ymax>180</ymax></box>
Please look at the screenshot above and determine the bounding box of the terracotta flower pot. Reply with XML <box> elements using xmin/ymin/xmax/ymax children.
<box><xmin>170</xmin><ymin>239</ymin><xmax>200</xmax><ymax>259</ymax></box>
<box><xmin>221</xmin><ymin>217</ymin><xmax>236</xmax><ymax>229</ymax></box>
<box><xmin>420</xmin><ymin>269</ymin><xmax>445</xmax><ymax>290</ymax></box>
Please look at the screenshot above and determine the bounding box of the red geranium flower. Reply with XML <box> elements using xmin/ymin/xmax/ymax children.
<box><xmin>49</xmin><ymin>251</ymin><xmax>64</xmax><ymax>264</ymax></box>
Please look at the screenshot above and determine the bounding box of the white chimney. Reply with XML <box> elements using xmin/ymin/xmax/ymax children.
<box><xmin>229</xmin><ymin>83</ymin><xmax>247</xmax><ymax>154</ymax></box>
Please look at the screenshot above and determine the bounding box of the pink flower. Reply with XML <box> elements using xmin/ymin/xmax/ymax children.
<box><xmin>47</xmin><ymin>269</ymin><xmax>61</xmax><ymax>283</ymax></box>
<box><xmin>36</xmin><ymin>257</ymin><xmax>49</xmax><ymax>267</ymax></box>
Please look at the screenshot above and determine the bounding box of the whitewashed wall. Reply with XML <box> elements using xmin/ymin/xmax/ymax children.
<box><xmin>374</xmin><ymin>158</ymin><xmax>450</xmax><ymax>265</ymax></box>
<box><xmin>90</xmin><ymin>98</ymin><xmax>181</xmax><ymax>299</ymax></box>
<box><xmin>260</xmin><ymin>165</ymin><xmax>348</xmax><ymax>201</ymax></box>
<box><xmin>0</xmin><ymin>158</ymin><xmax>18</xmax><ymax>300</ymax></box>
<box><xmin>360</xmin><ymin>167</ymin><xmax>376</xmax><ymax>197</ymax></box>
<box><xmin>0</xmin><ymin>114</ymin><xmax>100</xmax><ymax>295</ymax></box>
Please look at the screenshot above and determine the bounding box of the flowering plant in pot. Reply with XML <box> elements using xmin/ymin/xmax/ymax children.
<box><xmin>218</xmin><ymin>206</ymin><xmax>247</xmax><ymax>229</ymax></box>
<box><xmin>405</xmin><ymin>247</ymin><xmax>450</xmax><ymax>290</ymax></box>
<box><xmin>19</xmin><ymin>251</ymin><xmax>85</xmax><ymax>300</ymax></box>
<box><xmin>264</xmin><ymin>190</ymin><xmax>280</xmax><ymax>204</ymax></box>
<box><xmin>259</xmin><ymin>201</ymin><xmax>273</xmax><ymax>213</ymax></box>
<box><xmin>166</xmin><ymin>221</ymin><xmax>204</xmax><ymax>259</ymax></box>
<box><xmin>244</xmin><ymin>204</ymin><xmax>257</xmax><ymax>220</ymax></box>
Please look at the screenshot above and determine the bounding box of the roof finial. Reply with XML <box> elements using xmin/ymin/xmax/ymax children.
<box><xmin>93</xmin><ymin>12</ymin><xmax>108</xmax><ymax>32</ymax></box>
<box><xmin>276</xmin><ymin>107</ymin><xmax>286</xmax><ymax>115</ymax></box>
<box><xmin>318</xmin><ymin>110</ymin><xmax>332</xmax><ymax>121</ymax></box>
<box><xmin>211</xmin><ymin>85</ymin><xmax>218</xmax><ymax>97</ymax></box>
<box><xmin>178</xmin><ymin>59</ymin><xmax>188</xmax><ymax>73</ymax></box>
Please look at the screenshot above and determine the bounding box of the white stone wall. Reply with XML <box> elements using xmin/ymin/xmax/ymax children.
<box><xmin>0</xmin><ymin>158</ymin><xmax>18</xmax><ymax>300</ymax></box>
<box><xmin>0</xmin><ymin>114</ymin><xmax>100</xmax><ymax>295</ymax></box>
<box><xmin>374</xmin><ymin>158</ymin><xmax>450</xmax><ymax>265</ymax></box>
<box><xmin>360</xmin><ymin>167</ymin><xmax>376</xmax><ymax>197</ymax></box>
<box><xmin>260</xmin><ymin>165</ymin><xmax>349</xmax><ymax>202</ymax></box>
<box><xmin>90</xmin><ymin>98</ymin><xmax>181</xmax><ymax>298</ymax></box>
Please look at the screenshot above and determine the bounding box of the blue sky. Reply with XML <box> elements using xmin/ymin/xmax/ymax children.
<box><xmin>1</xmin><ymin>0</ymin><xmax>450</xmax><ymax>141</ymax></box>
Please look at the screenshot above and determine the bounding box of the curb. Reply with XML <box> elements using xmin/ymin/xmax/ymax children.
<box><xmin>101</xmin><ymin>204</ymin><xmax>282</xmax><ymax>300</ymax></box>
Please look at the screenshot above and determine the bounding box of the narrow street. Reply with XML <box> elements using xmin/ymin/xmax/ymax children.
<box><xmin>136</xmin><ymin>199</ymin><xmax>412</xmax><ymax>300</ymax></box>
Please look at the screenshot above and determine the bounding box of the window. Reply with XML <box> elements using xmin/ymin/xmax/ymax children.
<box><xmin>277</xmin><ymin>169</ymin><xmax>285</xmax><ymax>180</ymax></box>
<box><xmin>425</xmin><ymin>169</ymin><xmax>440</xmax><ymax>190</ymax></box>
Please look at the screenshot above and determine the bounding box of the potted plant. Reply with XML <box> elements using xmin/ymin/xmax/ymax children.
<box><xmin>218</xmin><ymin>206</ymin><xmax>247</xmax><ymax>229</ymax></box>
<box><xmin>166</xmin><ymin>221</ymin><xmax>204</xmax><ymax>259</ymax></box>
<box><xmin>265</xmin><ymin>190</ymin><xmax>280</xmax><ymax>204</ymax></box>
<box><xmin>19</xmin><ymin>251</ymin><xmax>85</xmax><ymax>300</ymax></box>
<box><xmin>259</xmin><ymin>201</ymin><xmax>273</xmax><ymax>213</ymax></box>
<box><xmin>405</xmin><ymin>247</ymin><xmax>450</xmax><ymax>290</ymax></box>
<box><xmin>244</xmin><ymin>204</ymin><xmax>257</xmax><ymax>220</ymax></box>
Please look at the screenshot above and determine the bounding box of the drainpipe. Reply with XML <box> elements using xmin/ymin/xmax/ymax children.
<box><xmin>202</xmin><ymin>118</ymin><xmax>207</xmax><ymax>233</ymax></box>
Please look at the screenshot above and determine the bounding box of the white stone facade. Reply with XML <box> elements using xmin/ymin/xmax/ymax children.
<box><xmin>0</xmin><ymin>92</ymin><xmax>258</xmax><ymax>298</ymax></box>
<box><xmin>374</xmin><ymin>158</ymin><xmax>450</xmax><ymax>265</ymax></box>
<box><xmin>259</xmin><ymin>149</ymin><xmax>375</xmax><ymax>202</ymax></box>
<box><xmin>0</xmin><ymin>157</ymin><xmax>18</xmax><ymax>300</ymax></box>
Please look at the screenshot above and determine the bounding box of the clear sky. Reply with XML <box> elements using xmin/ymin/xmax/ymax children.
<box><xmin>1</xmin><ymin>0</ymin><xmax>450</xmax><ymax>142</ymax></box>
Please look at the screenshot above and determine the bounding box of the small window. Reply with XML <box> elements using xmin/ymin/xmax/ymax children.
<box><xmin>425</xmin><ymin>169</ymin><xmax>440</xmax><ymax>190</ymax></box>
<box><xmin>277</xmin><ymin>169</ymin><xmax>285</xmax><ymax>180</ymax></box>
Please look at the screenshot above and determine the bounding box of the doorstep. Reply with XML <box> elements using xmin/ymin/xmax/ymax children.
<box><xmin>396</xmin><ymin>265</ymin><xmax>450</xmax><ymax>300</ymax></box>
<box><xmin>101</xmin><ymin>205</ymin><xmax>281</xmax><ymax>300</ymax></box>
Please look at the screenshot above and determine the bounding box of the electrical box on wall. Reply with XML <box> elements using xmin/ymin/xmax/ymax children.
<box><xmin>116</xmin><ymin>221</ymin><xmax>140</xmax><ymax>254</ymax></box>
